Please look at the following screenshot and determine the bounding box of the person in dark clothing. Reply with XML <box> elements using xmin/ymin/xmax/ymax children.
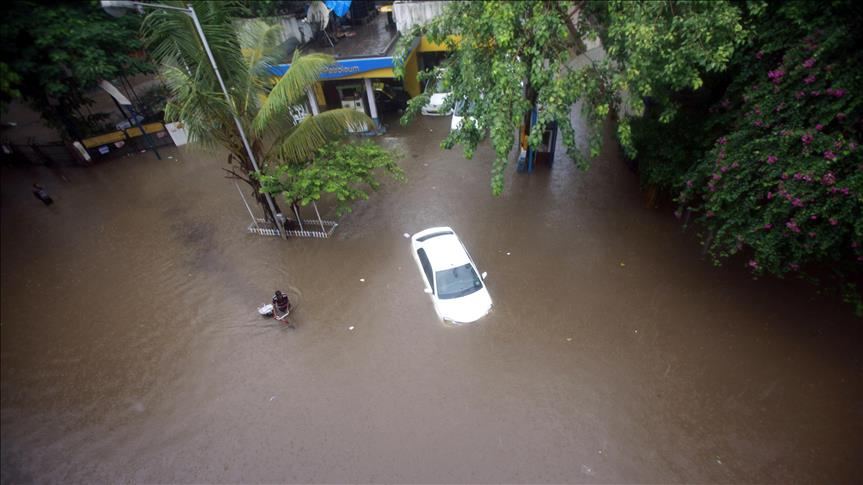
<box><xmin>32</xmin><ymin>183</ymin><xmax>53</xmax><ymax>206</ymax></box>
<box><xmin>272</xmin><ymin>290</ymin><xmax>293</xmax><ymax>327</ymax></box>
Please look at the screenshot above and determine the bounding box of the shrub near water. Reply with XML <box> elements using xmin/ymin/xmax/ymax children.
<box><xmin>677</xmin><ymin>1</ymin><xmax>863</xmax><ymax>312</ymax></box>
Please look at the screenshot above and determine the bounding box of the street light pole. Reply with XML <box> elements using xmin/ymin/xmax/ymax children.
<box><xmin>101</xmin><ymin>1</ymin><xmax>286</xmax><ymax>238</ymax></box>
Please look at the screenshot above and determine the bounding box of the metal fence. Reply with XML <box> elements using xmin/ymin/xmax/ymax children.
<box><xmin>2</xmin><ymin>122</ymin><xmax>175</xmax><ymax>167</ymax></box>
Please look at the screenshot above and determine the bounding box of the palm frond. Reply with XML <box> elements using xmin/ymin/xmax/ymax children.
<box><xmin>269</xmin><ymin>109</ymin><xmax>373</xmax><ymax>163</ymax></box>
<box><xmin>161</xmin><ymin>64</ymin><xmax>234</xmax><ymax>151</ymax></box>
<box><xmin>141</xmin><ymin>1</ymin><xmax>249</xmax><ymax>115</ymax></box>
<box><xmin>237</xmin><ymin>20</ymin><xmax>286</xmax><ymax>117</ymax></box>
<box><xmin>252</xmin><ymin>51</ymin><xmax>335</xmax><ymax>135</ymax></box>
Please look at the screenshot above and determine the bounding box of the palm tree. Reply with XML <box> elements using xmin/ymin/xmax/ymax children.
<box><xmin>141</xmin><ymin>1</ymin><xmax>373</xmax><ymax>223</ymax></box>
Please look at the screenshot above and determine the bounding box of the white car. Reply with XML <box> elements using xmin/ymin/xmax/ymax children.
<box><xmin>421</xmin><ymin>78</ymin><xmax>452</xmax><ymax>116</ymax></box>
<box><xmin>450</xmin><ymin>99</ymin><xmax>481</xmax><ymax>133</ymax></box>
<box><xmin>410</xmin><ymin>227</ymin><xmax>492</xmax><ymax>324</ymax></box>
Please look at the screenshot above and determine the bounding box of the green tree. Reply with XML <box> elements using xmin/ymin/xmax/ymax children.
<box><xmin>394</xmin><ymin>0</ymin><xmax>745</xmax><ymax>195</ymax></box>
<box><xmin>672</xmin><ymin>0</ymin><xmax>863</xmax><ymax>312</ymax></box>
<box><xmin>142</xmin><ymin>2</ymin><xmax>401</xmax><ymax>221</ymax></box>
<box><xmin>0</xmin><ymin>0</ymin><xmax>152</xmax><ymax>137</ymax></box>
<box><xmin>258</xmin><ymin>141</ymin><xmax>404</xmax><ymax>216</ymax></box>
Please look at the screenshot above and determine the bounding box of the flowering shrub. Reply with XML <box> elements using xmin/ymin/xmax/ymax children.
<box><xmin>676</xmin><ymin>1</ymin><xmax>862</xmax><ymax>312</ymax></box>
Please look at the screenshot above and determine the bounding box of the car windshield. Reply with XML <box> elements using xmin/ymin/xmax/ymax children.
<box><xmin>453</xmin><ymin>100</ymin><xmax>466</xmax><ymax>115</ymax></box>
<box><xmin>453</xmin><ymin>100</ymin><xmax>475</xmax><ymax>116</ymax></box>
<box><xmin>435</xmin><ymin>263</ymin><xmax>482</xmax><ymax>300</ymax></box>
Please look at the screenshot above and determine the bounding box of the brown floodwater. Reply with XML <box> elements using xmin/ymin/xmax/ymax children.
<box><xmin>1</xmin><ymin>114</ymin><xmax>861</xmax><ymax>483</ymax></box>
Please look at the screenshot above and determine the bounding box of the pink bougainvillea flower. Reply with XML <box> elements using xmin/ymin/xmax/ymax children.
<box><xmin>766</xmin><ymin>155</ymin><xmax>777</xmax><ymax>165</ymax></box>
<box><xmin>767</xmin><ymin>191</ymin><xmax>774</xmax><ymax>200</ymax></box>
<box><xmin>810</xmin><ymin>215</ymin><xmax>818</xmax><ymax>221</ymax></box>
<box><xmin>781</xmin><ymin>173</ymin><xmax>790</xmax><ymax>180</ymax></box>
<box><xmin>795</xmin><ymin>91</ymin><xmax>806</xmax><ymax>100</ymax></box>
<box><xmin>801</xmin><ymin>133</ymin><xmax>813</xmax><ymax>145</ymax></box>
<box><xmin>720</xmin><ymin>165</ymin><xmax>728</xmax><ymax>173</ymax></box>
<box><xmin>768</xmin><ymin>70</ymin><xmax>784</xmax><ymax>84</ymax></box>
<box><xmin>823</xmin><ymin>150</ymin><xmax>837</xmax><ymax>160</ymax></box>
<box><xmin>718</xmin><ymin>136</ymin><xmax>727</xmax><ymax>145</ymax></box>
<box><xmin>829</xmin><ymin>218</ymin><xmax>838</xmax><ymax>226</ymax></box>
<box><xmin>815</xmin><ymin>123</ymin><xmax>824</xmax><ymax>131</ymax></box>
<box><xmin>822</xmin><ymin>172</ymin><xmax>836</xmax><ymax>185</ymax></box>
<box><xmin>731</xmin><ymin>162</ymin><xmax>739</xmax><ymax>169</ymax></box>
<box><xmin>792</xmin><ymin>198</ymin><xmax>805</xmax><ymax>208</ymax></box>
<box><xmin>764</xmin><ymin>223</ymin><xmax>773</xmax><ymax>230</ymax></box>
<box><xmin>786</xmin><ymin>221</ymin><xmax>801</xmax><ymax>233</ymax></box>
<box><xmin>748</xmin><ymin>260</ymin><xmax>759</xmax><ymax>269</ymax></box>
<box><xmin>811</xmin><ymin>90</ymin><xmax>821</xmax><ymax>97</ymax></box>
<box><xmin>836</xmin><ymin>112</ymin><xmax>847</xmax><ymax>121</ymax></box>
<box><xmin>830</xmin><ymin>88</ymin><xmax>846</xmax><ymax>98</ymax></box>
<box><xmin>754</xmin><ymin>120</ymin><xmax>764</xmax><ymax>127</ymax></box>
<box><xmin>712</xmin><ymin>173</ymin><xmax>722</xmax><ymax>181</ymax></box>
<box><xmin>686</xmin><ymin>180</ymin><xmax>693</xmax><ymax>188</ymax></box>
<box><xmin>803</xmin><ymin>57</ymin><xmax>816</xmax><ymax>69</ymax></box>
<box><xmin>804</xmin><ymin>75</ymin><xmax>816</xmax><ymax>85</ymax></box>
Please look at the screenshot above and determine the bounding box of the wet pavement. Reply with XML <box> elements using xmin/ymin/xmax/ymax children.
<box><xmin>1</xmin><ymin>114</ymin><xmax>861</xmax><ymax>483</ymax></box>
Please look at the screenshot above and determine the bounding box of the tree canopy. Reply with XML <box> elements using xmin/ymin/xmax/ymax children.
<box><xmin>0</xmin><ymin>0</ymin><xmax>152</xmax><ymax>138</ymax></box>
<box><xmin>394</xmin><ymin>0</ymin><xmax>745</xmax><ymax>195</ymax></box>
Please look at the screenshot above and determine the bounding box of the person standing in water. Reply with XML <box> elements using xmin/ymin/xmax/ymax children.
<box><xmin>272</xmin><ymin>290</ymin><xmax>294</xmax><ymax>328</ymax></box>
<box><xmin>32</xmin><ymin>183</ymin><xmax>54</xmax><ymax>206</ymax></box>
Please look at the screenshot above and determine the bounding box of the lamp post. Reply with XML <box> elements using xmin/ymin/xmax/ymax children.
<box><xmin>102</xmin><ymin>0</ymin><xmax>285</xmax><ymax>238</ymax></box>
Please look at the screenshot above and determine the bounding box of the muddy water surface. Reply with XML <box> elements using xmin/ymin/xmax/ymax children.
<box><xmin>1</xmin><ymin>115</ymin><xmax>861</xmax><ymax>483</ymax></box>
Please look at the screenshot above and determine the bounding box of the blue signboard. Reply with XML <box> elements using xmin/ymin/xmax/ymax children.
<box><xmin>270</xmin><ymin>56</ymin><xmax>394</xmax><ymax>80</ymax></box>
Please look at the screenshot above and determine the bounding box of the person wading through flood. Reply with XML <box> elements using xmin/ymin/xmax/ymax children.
<box><xmin>32</xmin><ymin>183</ymin><xmax>53</xmax><ymax>206</ymax></box>
<box><xmin>272</xmin><ymin>290</ymin><xmax>294</xmax><ymax>328</ymax></box>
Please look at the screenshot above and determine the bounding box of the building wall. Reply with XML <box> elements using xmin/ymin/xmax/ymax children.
<box><xmin>403</xmin><ymin>48</ymin><xmax>421</xmax><ymax>97</ymax></box>
<box><xmin>393</xmin><ymin>1</ymin><xmax>450</xmax><ymax>33</ymax></box>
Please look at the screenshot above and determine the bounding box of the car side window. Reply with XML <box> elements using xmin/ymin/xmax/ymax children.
<box><xmin>417</xmin><ymin>248</ymin><xmax>434</xmax><ymax>293</ymax></box>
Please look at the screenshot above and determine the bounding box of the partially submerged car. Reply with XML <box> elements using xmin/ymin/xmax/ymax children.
<box><xmin>410</xmin><ymin>227</ymin><xmax>492</xmax><ymax>324</ymax></box>
<box><xmin>450</xmin><ymin>99</ymin><xmax>482</xmax><ymax>133</ymax></box>
<box><xmin>421</xmin><ymin>77</ymin><xmax>452</xmax><ymax>116</ymax></box>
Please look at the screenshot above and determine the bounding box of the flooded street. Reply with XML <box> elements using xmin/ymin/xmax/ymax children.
<box><xmin>2</xmin><ymin>115</ymin><xmax>861</xmax><ymax>483</ymax></box>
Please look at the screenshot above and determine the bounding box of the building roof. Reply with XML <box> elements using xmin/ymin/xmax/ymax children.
<box><xmin>306</xmin><ymin>12</ymin><xmax>400</xmax><ymax>59</ymax></box>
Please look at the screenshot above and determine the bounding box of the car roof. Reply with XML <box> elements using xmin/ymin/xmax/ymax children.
<box><xmin>422</xmin><ymin>234</ymin><xmax>471</xmax><ymax>271</ymax></box>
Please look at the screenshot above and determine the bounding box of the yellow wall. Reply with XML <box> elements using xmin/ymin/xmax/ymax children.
<box><xmin>404</xmin><ymin>48</ymin><xmax>420</xmax><ymax>97</ymax></box>
<box><xmin>314</xmin><ymin>82</ymin><xmax>326</xmax><ymax>106</ymax></box>
<box><xmin>418</xmin><ymin>35</ymin><xmax>460</xmax><ymax>52</ymax></box>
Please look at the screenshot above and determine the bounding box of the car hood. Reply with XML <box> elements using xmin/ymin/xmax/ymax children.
<box><xmin>436</xmin><ymin>288</ymin><xmax>492</xmax><ymax>324</ymax></box>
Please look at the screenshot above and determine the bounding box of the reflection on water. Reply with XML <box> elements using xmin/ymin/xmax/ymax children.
<box><xmin>2</xmin><ymin>115</ymin><xmax>861</xmax><ymax>483</ymax></box>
